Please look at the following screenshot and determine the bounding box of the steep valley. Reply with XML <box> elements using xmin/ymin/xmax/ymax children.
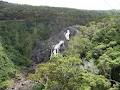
<box><xmin>0</xmin><ymin>1</ymin><xmax>120</xmax><ymax>90</ymax></box>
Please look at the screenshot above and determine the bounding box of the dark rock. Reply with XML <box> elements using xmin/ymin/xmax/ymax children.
<box><xmin>31</xmin><ymin>25</ymin><xmax>80</xmax><ymax>63</ymax></box>
<box><xmin>31</xmin><ymin>41</ymin><xmax>51</xmax><ymax>63</ymax></box>
<box><xmin>111</xmin><ymin>65</ymin><xmax>120</xmax><ymax>82</ymax></box>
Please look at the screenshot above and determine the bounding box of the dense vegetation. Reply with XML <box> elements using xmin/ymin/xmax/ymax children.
<box><xmin>29</xmin><ymin>17</ymin><xmax>120</xmax><ymax>90</ymax></box>
<box><xmin>0</xmin><ymin>41</ymin><xmax>16</xmax><ymax>89</ymax></box>
<box><xmin>0</xmin><ymin>1</ymin><xmax>120</xmax><ymax>90</ymax></box>
<box><xmin>0</xmin><ymin>1</ymin><xmax>113</xmax><ymax>59</ymax></box>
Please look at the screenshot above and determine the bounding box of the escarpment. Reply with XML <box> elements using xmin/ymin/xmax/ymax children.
<box><xmin>31</xmin><ymin>25</ymin><xmax>80</xmax><ymax>63</ymax></box>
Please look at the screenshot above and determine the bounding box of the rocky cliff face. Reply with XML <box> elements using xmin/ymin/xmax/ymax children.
<box><xmin>31</xmin><ymin>25</ymin><xmax>80</xmax><ymax>63</ymax></box>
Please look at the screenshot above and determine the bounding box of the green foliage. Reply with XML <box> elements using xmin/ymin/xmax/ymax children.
<box><xmin>0</xmin><ymin>1</ymin><xmax>111</xmax><ymax>63</ymax></box>
<box><xmin>0</xmin><ymin>1</ymin><xmax>115</xmax><ymax>63</ymax></box>
<box><xmin>29</xmin><ymin>17</ymin><xmax>120</xmax><ymax>90</ymax></box>
<box><xmin>0</xmin><ymin>80</ymin><xmax>14</xmax><ymax>89</ymax></box>
<box><xmin>1</xmin><ymin>1</ymin><xmax>120</xmax><ymax>90</ymax></box>
<box><xmin>29</xmin><ymin>55</ymin><xmax>110</xmax><ymax>90</ymax></box>
<box><xmin>0</xmin><ymin>42</ymin><xmax>16</xmax><ymax>89</ymax></box>
<box><xmin>67</xmin><ymin>35</ymin><xmax>92</xmax><ymax>58</ymax></box>
<box><xmin>5</xmin><ymin>45</ymin><xmax>31</xmax><ymax>66</ymax></box>
<box><xmin>32</xmin><ymin>83</ymin><xmax>45</xmax><ymax>90</ymax></box>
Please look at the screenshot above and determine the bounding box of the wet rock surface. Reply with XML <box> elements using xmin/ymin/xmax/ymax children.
<box><xmin>31</xmin><ymin>41</ymin><xmax>51</xmax><ymax>63</ymax></box>
<box><xmin>31</xmin><ymin>25</ymin><xmax>80</xmax><ymax>63</ymax></box>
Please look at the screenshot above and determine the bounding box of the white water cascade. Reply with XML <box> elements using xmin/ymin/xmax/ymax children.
<box><xmin>51</xmin><ymin>30</ymin><xmax>71</xmax><ymax>57</ymax></box>
<box><xmin>52</xmin><ymin>40</ymin><xmax>64</xmax><ymax>56</ymax></box>
<box><xmin>64</xmin><ymin>30</ymin><xmax>70</xmax><ymax>40</ymax></box>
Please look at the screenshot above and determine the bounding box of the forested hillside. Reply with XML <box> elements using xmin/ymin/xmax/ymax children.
<box><xmin>29</xmin><ymin>17</ymin><xmax>120</xmax><ymax>90</ymax></box>
<box><xmin>0</xmin><ymin>1</ymin><xmax>112</xmax><ymax>59</ymax></box>
<box><xmin>0</xmin><ymin>1</ymin><xmax>120</xmax><ymax>90</ymax></box>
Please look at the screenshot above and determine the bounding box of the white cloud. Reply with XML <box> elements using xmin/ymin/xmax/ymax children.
<box><xmin>3</xmin><ymin>0</ymin><xmax>120</xmax><ymax>10</ymax></box>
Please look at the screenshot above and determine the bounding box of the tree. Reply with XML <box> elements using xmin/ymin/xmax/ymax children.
<box><xmin>29</xmin><ymin>54</ymin><xmax>110</xmax><ymax>90</ymax></box>
<box><xmin>0</xmin><ymin>41</ymin><xmax>16</xmax><ymax>89</ymax></box>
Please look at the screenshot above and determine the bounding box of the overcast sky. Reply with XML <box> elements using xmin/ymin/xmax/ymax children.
<box><xmin>3</xmin><ymin>0</ymin><xmax>120</xmax><ymax>10</ymax></box>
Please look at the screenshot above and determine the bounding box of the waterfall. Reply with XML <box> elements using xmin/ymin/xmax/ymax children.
<box><xmin>51</xmin><ymin>40</ymin><xmax>64</xmax><ymax>57</ymax></box>
<box><xmin>64</xmin><ymin>30</ymin><xmax>70</xmax><ymax>40</ymax></box>
<box><xmin>51</xmin><ymin>30</ymin><xmax>71</xmax><ymax>56</ymax></box>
